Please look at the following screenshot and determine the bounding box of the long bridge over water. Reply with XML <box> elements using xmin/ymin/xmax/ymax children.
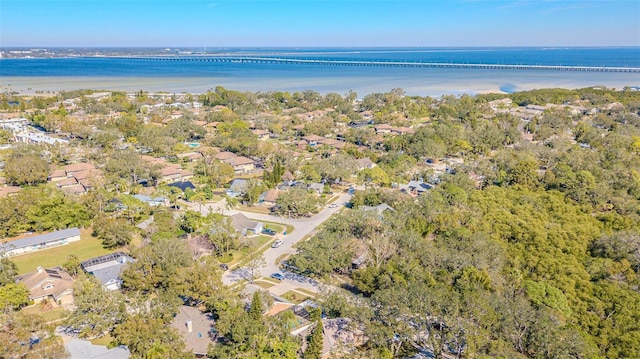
<box><xmin>107</xmin><ymin>56</ymin><xmax>640</xmax><ymax>73</ymax></box>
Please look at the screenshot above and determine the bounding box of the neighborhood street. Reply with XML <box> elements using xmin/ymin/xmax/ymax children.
<box><xmin>180</xmin><ymin>191</ymin><xmax>353</xmax><ymax>290</ymax></box>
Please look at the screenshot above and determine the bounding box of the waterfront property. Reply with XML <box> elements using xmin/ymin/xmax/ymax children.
<box><xmin>0</xmin><ymin>227</ymin><xmax>81</xmax><ymax>257</ymax></box>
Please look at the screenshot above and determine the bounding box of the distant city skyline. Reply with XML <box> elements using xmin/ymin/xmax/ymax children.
<box><xmin>1</xmin><ymin>0</ymin><xmax>639</xmax><ymax>47</ymax></box>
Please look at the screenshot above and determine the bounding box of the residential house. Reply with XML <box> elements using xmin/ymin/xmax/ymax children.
<box><xmin>214</xmin><ymin>151</ymin><xmax>256</xmax><ymax>174</ymax></box>
<box><xmin>0</xmin><ymin>185</ymin><xmax>21</xmax><ymax>198</ymax></box>
<box><xmin>170</xmin><ymin>306</ymin><xmax>217</xmax><ymax>357</ymax></box>
<box><xmin>226</xmin><ymin>178</ymin><xmax>250</xmax><ymax>198</ymax></box>
<box><xmin>251</xmin><ymin>129</ymin><xmax>271</xmax><ymax>141</ymax></box>
<box><xmin>259</xmin><ymin>189</ymin><xmax>280</xmax><ymax>207</ymax></box>
<box><xmin>229</xmin><ymin>213</ymin><xmax>264</xmax><ymax>236</ymax></box>
<box><xmin>81</xmin><ymin>252</ymin><xmax>135</xmax><ymax>291</ymax></box>
<box><xmin>66</xmin><ymin>339</ymin><xmax>130</xmax><ymax>359</ymax></box>
<box><xmin>226</xmin><ymin>156</ymin><xmax>256</xmax><ymax>174</ymax></box>
<box><xmin>177</xmin><ymin>151</ymin><xmax>203</xmax><ymax>162</ymax></box>
<box><xmin>302</xmin><ymin>134</ymin><xmax>324</xmax><ymax>147</ymax></box>
<box><xmin>362</xmin><ymin>203</ymin><xmax>395</xmax><ymax>216</ymax></box>
<box><xmin>373</xmin><ymin>124</ymin><xmax>393</xmax><ymax>134</ymax></box>
<box><xmin>308</xmin><ymin>183</ymin><xmax>325</xmax><ymax>195</ymax></box>
<box><xmin>15</xmin><ymin>266</ymin><xmax>74</xmax><ymax>305</ymax></box>
<box><xmin>132</xmin><ymin>194</ymin><xmax>167</xmax><ymax>207</ymax></box>
<box><xmin>400</xmin><ymin>180</ymin><xmax>433</xmax><ymax>197</ymax></box>
<box><xmin>0</xmin><ymin>228</ymin><xmax>81</xmax><ymax>257</ymax></box>
<box><xmin>355</xmin><ymin>158</ymin><xmax>376</xmax><ymax>171</ymax></box>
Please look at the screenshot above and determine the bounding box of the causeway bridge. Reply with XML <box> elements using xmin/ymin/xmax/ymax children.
<box><xmin>107</xmin><ymin>56</ymin><xmax>640</xmax><ymax>73</ymax></box>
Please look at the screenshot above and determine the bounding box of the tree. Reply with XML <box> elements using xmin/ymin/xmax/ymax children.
<box><xmin>276</xmin><ymin>187</ymin><xmax>319</xmax><ymax>218</ymax></box>
<box><xmin>249</xmin><ymin>291</ymin><xmax>265</xmax><ymax>321</ymax></box>
<box><xmin>92</xmin><ymin>217</ymin><xmax>134</xmax><ymax>248</ymax></box>
<box><xmin>0</xmin><ymin>257</ymin><xmax>18</xmax><ymax>286</ymax></box>
<box><xmin>0</xmin><ymin>311</ymin><xmax>70</xmax><ymax>358</ymax></box>
<box><xmin>112</xmin><ymin>315</ymin><xmax>191</xmax><ymax>359</ymax></box>
<box><xmin>0</xmin><ymin>283</ymin><xmax>30</xmax><ymax>312</ymax></box>
<box><xmin>64</xmin><ymin>275</ymin><xmax>127</xmax><ymax>338</ymax></box>
<box><xmin>121</xmin><ymin>238</ymin><xmax>193</xmax><ymax>292</ymax></box>
<box><xmin>304</xmin><ymin>320</ymin><xmax>324</xmax><ymax>359</ymax></box>
<box><xmin>4</xmin><ymin>145</ymin><xmax>49</xmax><ymax>186</ymax></box>
<box><xmin>245</xmin><ymin>252</ymin><xmax>266</xmax><ymax>284</ymax></box>
<box><xmin>62</xmin><ymin>254</ymin><xmax>81</xmax><ymax>277</ymax></box>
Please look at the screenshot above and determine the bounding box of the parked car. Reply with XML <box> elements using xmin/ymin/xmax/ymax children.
<box><xmin>270</xmin><ymin>272</ymin><xmax>285</xmax><ymax>281</ymax></box>
<box><xmin>271</xmin><ymin>240</ymin><xmax>283</xmax><ymax>248</ymax></box>
<box><xmin>219</xmin><ymin>263</ymin><xmax>229</xmax><ymax>271</ymax></box>
<box><xmin>262</xmin><ymin>228</ymin><xmax>276</xmax><ymax>236</ymax></box>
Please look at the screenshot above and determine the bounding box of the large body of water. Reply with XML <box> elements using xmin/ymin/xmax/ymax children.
<box><xmin>1</xmin><ymin>47</ymin><xmax>639</xmax><ymax>96</ymax></box>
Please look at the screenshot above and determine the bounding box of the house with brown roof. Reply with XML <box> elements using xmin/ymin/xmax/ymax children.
<box><xmin>0</xmin><ymin>185</ymin><xmax>21</xmax><ymax>198</ymax></box>
<box><xmin>373</xmin><ymin>124</ymin><xmax>394</xmax><ymax>134</ymax></box>
<box><xmin>226</xmin><ymin>156</ymin><xmax>255</xmax><ymax>174</ymax></box>
<box><xmin>259</xmin><ymin>189</ymin><xmax>280</xmax><ymax>207</ymax></box>
<box><xmin>251</xmin><ymin>129</ymin><xmax>271</xmax><ymax>141</ymax></box>
<box><xmin>15</xmin><ymin>266</ymin><xmax>74</xmax><ymax>305</ymax></box>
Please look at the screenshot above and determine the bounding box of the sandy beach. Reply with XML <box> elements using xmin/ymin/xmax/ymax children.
<box><xmin>1</xmin><ymin>70</ymin><xmax>637</xmax><ymax>97</ymax></box>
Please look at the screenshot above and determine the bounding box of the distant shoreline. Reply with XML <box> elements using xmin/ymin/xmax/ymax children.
<box><xmin>1</xmin><ymin>75</ymin><xmax>636</xmax><ymax>98</ymax></box>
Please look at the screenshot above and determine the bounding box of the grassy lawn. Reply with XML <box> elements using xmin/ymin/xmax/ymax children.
<box><xmin>13</xmin><ymin>229</ymin><xmax>114</xmax><ymax>274</ymax></box>
<box><xmin>227</xmin><ymin>235</ymin><xmax>272</xmax><ymax>268</ymax></box>
<box><xmin>22</xmin><ymin>305</ymin><xmax>68</xmax><ymax>322</ymax></box>
<box><xmin>261</xmin><ymin>276</ymin><xmax>282</xmax><ymax>284</ymax></box>
<box><xmin>91</xmin><ymin>334</ymin><xmax>114</xmax><ymax>347</ymax></box>
<box><xmin>238</xmin><ymin>205</ymin><xmax>271</xmax><ymax>215</ymax></box>
<box><xmin>293</xmin><ymin>287</ymin><xmax>318</xmax><ymax>297</ymax></box>
<box><xmin>281</xmin><ymin>290</ymin><xmax>313</xmax><ymax>304</ymax></box>
<box><xmin>262</xmin><ymin>223</ymin><xmax>284</xmax><ymax>233</ymax></box>
<box><xmin>253</xmin><ymin>280</ymin><xmax>276</xmax><ymax>289</ymax></box>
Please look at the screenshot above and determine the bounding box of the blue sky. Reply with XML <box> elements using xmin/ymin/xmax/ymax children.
<box><xmin>1</xmin><ymin>0</ymin><xmax>639</xmax><ymax>47</ymax></box>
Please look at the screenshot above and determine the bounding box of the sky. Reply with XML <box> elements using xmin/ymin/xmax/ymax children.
<box><xmin>1</xmin><ymin>0</ymin><xmax>639</xmax><ymax>47</ymax></box>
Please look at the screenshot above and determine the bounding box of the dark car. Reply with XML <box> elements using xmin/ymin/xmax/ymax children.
<box><xmin>219</xmin><ymin>263</ymin><xmax>229</xmax><ymax>271</ymax></box>
<box><xmin>262</xmin><ymin>228</ymin><xmax>276</xmax><ymax>236</ymax></box>
<box><xmin>270</xmin><ymin>272</ymin><xmax>285</xmax><ymax>281</ymax></box>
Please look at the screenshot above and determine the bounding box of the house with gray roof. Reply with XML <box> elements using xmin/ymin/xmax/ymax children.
<box><xmin>66</xmin><ymin>338</ymin><xmax>130</xmax><ymax>359</ymax></box>
<box><xmin>229</xmin><ymin>213</ymin><xmax>263</xmax><ymax>237</ymax></box>
<box><xmin>81</xmin><ymin>252</ymin><xmax>135</xmax><ymax>291</ymax></box>
<box><xmin>0</xmin><ymin>228</ymin><xmax>81</xmax><ymax>257</ymax></box>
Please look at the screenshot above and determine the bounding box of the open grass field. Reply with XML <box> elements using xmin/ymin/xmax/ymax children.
<box><xmin>22</xmin><ymin>305</ymin><xmax>68</xmax><ymax>322</ymax></box>
<box><xmin>12</xmin><ymin>228</ymin><xmax>114</xmax><ymax>274</ymax></box>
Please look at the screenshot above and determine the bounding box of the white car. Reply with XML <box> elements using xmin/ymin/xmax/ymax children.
<box><xmin>329</xmin><ymin>203</ymin><xmax>338</xmax><ymax>208</ymax></box>
<box><xmin>271</xmin><ymin>240</ymin><xmax>283</xmax><ymax>248</ymax></box>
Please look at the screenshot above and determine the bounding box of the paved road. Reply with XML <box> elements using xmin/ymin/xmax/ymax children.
<box><xmin>179</xmin><ymin>192</ymin><xmax>353</xmax><ymax>287</ymax></box>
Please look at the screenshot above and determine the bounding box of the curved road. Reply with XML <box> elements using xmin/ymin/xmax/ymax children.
<box><xmin>180</xmin><ymin>192</ymin><xmax>353</xmax><ymax>286</ymax></box>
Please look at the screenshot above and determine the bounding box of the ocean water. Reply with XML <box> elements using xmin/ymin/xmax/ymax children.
<box><xmin>1</xmin><ymin>47</ymin><xmax>639</xmax><ymax>96</ymax></box>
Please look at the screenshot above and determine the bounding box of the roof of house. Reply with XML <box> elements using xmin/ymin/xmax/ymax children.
<box><xmin>49</xmin><ymin>169</ymin><xmax>68</xmax><ymax>179</ymax></box>
<box><xmin>66</xmin><ymin>339</ymin><xmax>131</xmax><ymax>359</ymax></box>
<box><xmin>81</xmin><ymin>252</ymin><xmax>134</xmax><ymax>287</ymax></box>
<box><xmin>214</xmin><ymin>151</ymin><xmax>238</xmax><ymax>160</ymax></box>
<box><xmin>228</xmin><ymin>178</ymin><xmax>250</xmax><ymax>193</ymax></box>
<box><xmin>132</xmin><ymin>194</ymin><xmax>165</xmax><ymax>204</ymax></box>
<box><xmin>355</xmin><ymin>158</ymin><xmax>374</xmax><ymax>169</ymax></box>
<box><xmin>226</xmin><ymin>156</ymin><xmax>255</xmax><ymax>167</ymax></box>
<box><xmin>0</xmin><ymin>186</ymin><xmax>21</xmax><ymax>198</ymax></box>
<box><xmin>0</xmin><ymin>228</ymin><xmax>81</xmax><ymax>253</ymax></box>
<box><xmin>15</xmin><ymin>266</ymin><xmax>74</xmax><ymax>301</ymax></box>
<box><xmin>229</xmin><ymin>213</ymin><xmax>260</xmax><ymax>232</ymax></box>
<box><xmin>170</xmin><ymin>306</ymin><xmax>216</xmax><ymax>356</ymax></box>
<box><xmin>260</xmin><ymin>189</ymin><xmax>279</xmax><ymax>203</ymax></box>
<box><xmin>63</xmin><ymin>163</ymin><xmax>95</xmax><ymax>173</ymax></box>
